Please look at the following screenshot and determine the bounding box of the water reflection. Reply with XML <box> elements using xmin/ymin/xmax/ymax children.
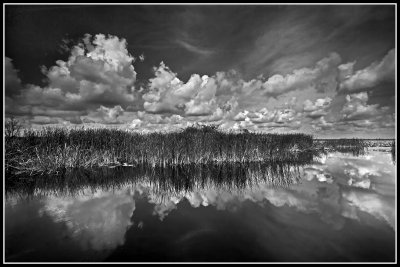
<box><xmin>6</xmin><ymin>161</ymin><xmax>308</xmax><ymax>198</ymax></box>
<box><xmin>5</xmin><ymin>150</ymin><xmax>396</xmax><ymax>262</ymax></box>
<box><xmin>39</xmin><ymin>188</ymin><xmax>135</xmax><ymax>251</ymax></box>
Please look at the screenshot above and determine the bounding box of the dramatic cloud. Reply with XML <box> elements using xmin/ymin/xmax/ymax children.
<box><xmin>234</xmin><ymin>107</ymin><xmax>299</xmax><ymax>125</ymax></box>
<box><xmin>143</xmin><ymin>62</ymin><xmax>191</xmax><ymax>114</ymax></box>
<box><xmin>311</xmin><ymin>116</ymin><xmax>335</xmax><ymax>131</ymax></box>
<box><xmin>261</xmin><ymin>52</ymin><xmax>341</xmax><ymax>96</ymax></box>
<box><xmin>309</xmin><ymin>91</ymin><xmax>393</xmax><ymax>136</ymax></box>
<box><xmin>48</xmin><ymin>33</ymin><xmax>137</xmax><ymax>107</ymax></box>
<box><xmin>6</xmin><ymin>34</ymin><xmax>139</xmax><ymax>126</ymax></box>
<box><xmin>128</xmin><ymin>112</ymin><xmax>190</xmax><ymax>132</ymax></box>
<box><xmin>4</xmin><ymin>27</ymin><xmax>395</xmax><ymax>137</ymax></box>
<box><xmin>81</xmin><ymin>105</ymin><xmax>125</xmax><ymax>124</ymax></box>
<box><xmin>303</xmin><ymin>97</ymin><xmax>332</xmax><ymax>118</ymax></box>
<box><xmin>341</xmin><ymin>92</ymin><xmax>386</xmax><ymax>121</ymax></box>
<box><xmin>339</xmin><ymin>49</ymin><xmax>395</xmax><ymax>92</ymax></box>
<box><xmin>143</xmin><ymin>63</ymin><xmax>239</xmax><ymax>120</ymax></box>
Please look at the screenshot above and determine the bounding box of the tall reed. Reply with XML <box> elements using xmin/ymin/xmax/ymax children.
<box><xmin>6</xmin><ymin>125</ymin><xmax>314</xmax><ymax>175</ymax></box>
<box><xmin>6</xmin><ymin>161</ymin><xmax>310</xmax><ymax>198</ymax></box>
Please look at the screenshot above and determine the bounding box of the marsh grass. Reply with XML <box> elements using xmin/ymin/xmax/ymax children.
<box><xmin>5</xmin><ymin>161</ymin><xmax>310</xmax><ymax>199</ymax></box>
<box><xmin>6</xmin><ymin>125</ymin><xmax>314</xmax><ymax>175</ymax></box>
<box><xmin>314</xmin><ymin>138</ymin><xmax>366</xmax><ymax>156</ymax></box>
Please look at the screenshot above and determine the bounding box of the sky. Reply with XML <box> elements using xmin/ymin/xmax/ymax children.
<box><xmin>4</xmin><ymin>4</ymin><xmax>396</xmax><ymax>138</ymax></box>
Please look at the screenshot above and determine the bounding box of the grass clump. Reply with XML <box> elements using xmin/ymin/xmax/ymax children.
<box><xmin>6</xmin><ymin>125</ymin><xmax>314</xmax><ymax>175</ymax></box>
<box><xmin>313</xmin><ymin>138</ymin><xmax>366</xmax><ymax>156</ymax></box>
<box><xmin>6</xmin><ymin>161</ymin><xmax>310</xmax><ymax>198</ymax></box>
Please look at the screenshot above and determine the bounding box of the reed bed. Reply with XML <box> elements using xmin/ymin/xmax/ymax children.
<box><xmin>314</xmin><ymin>138</ymin><xmax>365</xmax><ymax>148</ymax></box>
<box><xmin>5</xmin><ymin>125</ymin><xmax>314</xmax><ymax>176</ymax></box>
<box><xmin>313</xmin><ymin>138</ymin><xmax>367</xmax><ymax>156</ymax></box>
<box><xmin>6</xmin><ymin>161</ymin><xmax>310</xmax><ymax>198</ymax></box>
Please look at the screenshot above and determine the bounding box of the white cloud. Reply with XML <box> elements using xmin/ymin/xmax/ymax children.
<box><xmin>39</xmin><ymin>188</ymin><xmax>136</xmax><ymax>251</ymax></box>
<box><xmin>143</xmin><ymin>63</ymin><xmax>232</xmax><ymax>119</ymax></box>
<box><xmin>342</xmin><ymin>92</ymin><xmax>383</xmax><ymax>121</ymax></box>
<box><xmin>340</xmin><ymin>49</ymin><xmax>395</xmax><ymax>92</ymax></box>
<box><xmin>143</xmin><ymin>62</ymin><xmax>186</xmax><ymax>114</ymax></box>
<box><xmin>261</xmin><ymin>52</ymin><xmax>341</xmax><ymax>96</ymax></box>
<box><xmin>7</xmin><ymin>34</ymin><xmax>139</xmax><ymax>126</ymax></box>
<box><xmin>48</xmin><ymin>34</ymin><xmax>137</xmax><ymax>107</ymax></box>
<box><xmin>233</xmin><ymin>110</ymin><xmax>250</xmax><ymax>121</ymax></box>
<box><xmin>338</xmin><ymin>61</ymin><xmax>355</xmax><ymax>80</ymax></box>
<box><xmin>342</xmin><ymin>190</ymin><xmax>395</xmax><ymax>229</ymax></box>
<box><xmin>233</xmin><ymin>107</ymin><xmax>299</xmax><ymax>126</ymax></box>
<box><xmin>185</xmin><ymin>98</ymin><xmax>216</xmax><ymax>116</ymax></box>
<box><xmin>81</xmin><ymin>105</ymin><xmax>124</xmax><ymax>124</ymax></box>
<box><xmin>5</xmin><ymin>33</ymin><xmax>394</xmax><ymax>137</ymax></box>
<box><xmin>130</xmin><ymin>118</ymin><xmax>143</xmax><ymax>129</ymax></box>
<box><xmin>311</xmin><ymin>116</ymin><xmax>335</xmax><ymax>131</ymax></box>
<box><xmin>303</xmin><ymin>97</ymin><xmax>332</xmax><ymax>118</ymax></box>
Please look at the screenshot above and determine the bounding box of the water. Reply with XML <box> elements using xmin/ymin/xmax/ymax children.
<box><xmin>5</xmin><ymin>149</ymin><xmax>396</xmax><ymax>262</ymax></box>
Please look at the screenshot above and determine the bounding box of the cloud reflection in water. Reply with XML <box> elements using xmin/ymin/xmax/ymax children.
<box><xmin>39</xmin><ymin>188</ymin><xmax>135</xmax><ymax>251</ymax></box>
<box><xmin>6</xmin><ymin>150</ymin><xmax>395</xmax><ymax>253</ymax></box>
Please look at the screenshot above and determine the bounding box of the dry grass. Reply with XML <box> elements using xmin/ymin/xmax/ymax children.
<box><xmin>6</xmin><ymin>125</ymin><xmax>314</xmax><ymax>176</ymax></box>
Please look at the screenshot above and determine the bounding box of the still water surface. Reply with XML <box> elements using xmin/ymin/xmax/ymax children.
<box><xmin>5</xmin><ymin>150</ymin><xmax>396</xmax><ymax>262</ymax></box>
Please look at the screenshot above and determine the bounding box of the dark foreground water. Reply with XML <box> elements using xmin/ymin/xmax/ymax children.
<box><xmin>5</xmin><ymin>149</ymin><xmax>396</xmax><ymax>262</ymax></box>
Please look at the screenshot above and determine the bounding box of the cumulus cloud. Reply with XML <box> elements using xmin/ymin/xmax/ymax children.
<box><xmin>57</xmin><ymin>33</ymin><xmax>137</xmax><ymax>107</ymax></box>
<box><xmin>141</xmin><ymin>54</ymin><xmax>342</xmax><ymax>131</ymax></box>
<box><xmin>130</xmin><ymin>118</ymin><xmax>143</xmax><ymax>129</ymax></box>
<box><xmin>128</xmin><ymin>112</ymin><xmax>190</xmax><ymax>132</ymax></box>
<box><xmin>342</xmin><ymin>92</ymin><xmax>385</xmax><ymax>121</ymax></box>
<box><xmin>310</xmin><ymin>92</ymin><xmax>392</xmax><ymax>134</ymax></box>
<box><xmin>81</xmin><ymin>105</ymin><xmax>124</xmax><ymax>124</ymax></box>
<box><xmin>4</xmin><ymin>32</ymin><xmax>394</xmax><ymax>136</ymax></box>
<box><xmin>142</xmin><ymin>63</ymin><xmax>238</xmax><ymax>120</ymax></box>
<box><xmin>6</xmin><ymin>34</ymin><xmax>139</xmax><ymax>126</ymax></box>
<box><xmin>233</xmin><ymin>107</ymin><xmax>299</xmax><ymax>125</ymax></box>
<box><xmin>303</xmin><ymin>97</ymin><xmax>332</xmax><ymax>118</ymax></box>
<box><xmin>185</xmin><ymin>98</ymin><xmax>216</xmax><ymax>116</ymax></box>
<box><xmin>311</xmin><ymin>116</ymin><xmax>335</xmax><ymax>131</ymax></box>
<box><xmin>339</xmin><ymin>49</ymin><xmax>395</xmax><ymax>92</ymax></box>
<box><xmin>143</xmin><ymin>62</ymin><xmax>186</xmax><ymax>114</ymax></box>
<box><xmin>338</xmin><ymin>61</ymin><xmax>355</xmax><ymax>80</ymax></box>
<box><xmin>228</xmin><ymin>107</ymin><xmax>303</xmax><ymax>133</ymax></box>
<box><xmin>261</xmin><ymin>52</ymin><xmax>341</xmax><ymax>96</ymax></box>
